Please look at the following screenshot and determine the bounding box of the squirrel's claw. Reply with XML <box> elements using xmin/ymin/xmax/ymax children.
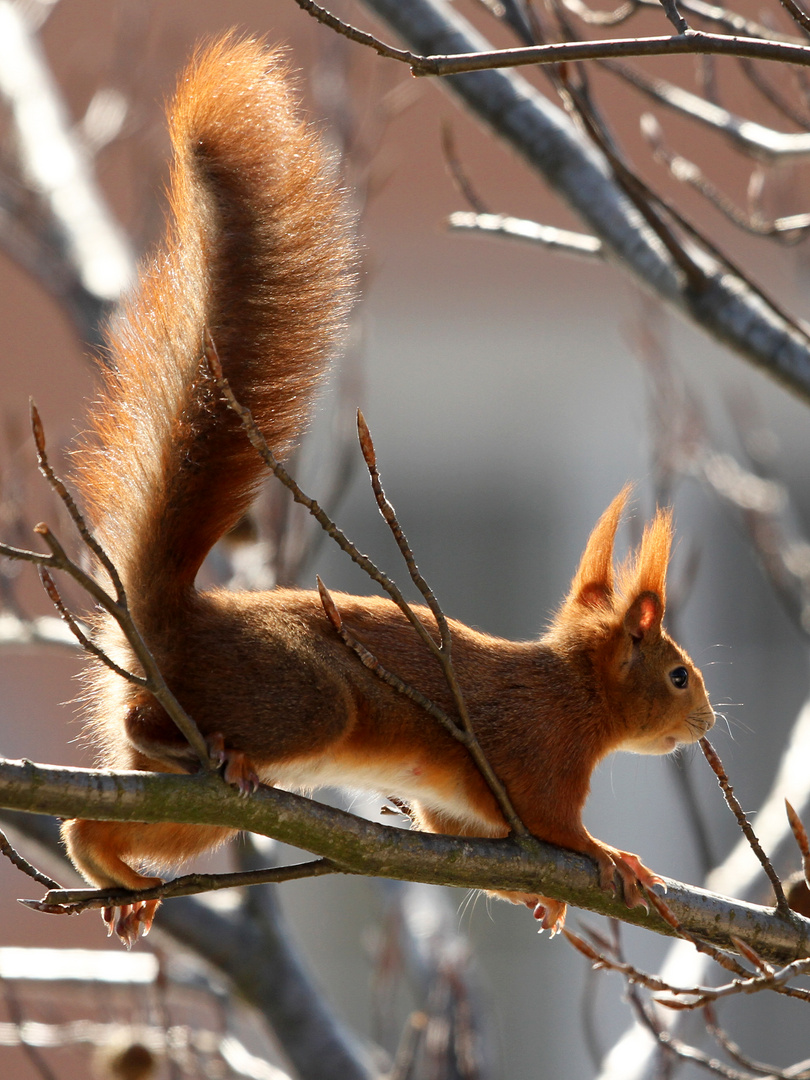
<box><xmin>532</xmin><ymin>898</ymin><xmax>567</xmax><ymax>936</ymax></box>
<box><xmin>102</xmin><ymin>899</ymin><xmax>159</xmax><ymax>948</ymax></box>
<box><xmin>591</xmin><ymin>843</ymin><xmax>664</xmax><ymax>912</ymax></box>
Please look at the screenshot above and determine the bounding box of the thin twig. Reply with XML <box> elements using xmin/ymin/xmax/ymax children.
<box><xmin>604</xmin><ymin>58</ymin><xmax>810</xmax><ymax>162</ymax></box>
<box><xmin>778</xmin><ymin>0</ymin><xmax>810</xmax><ymax>36</ymax></box>
<box><xmin>298</xmin><ymin>0</ymin><xmax>810</xmax><ymax>72</ymax></box>
<box><xmin>0</xmin><ymin>401</ymin><xmax>212</xmax><ymax>763</ymax></box>
<box><xmin>562</xmin><ymin>75</ymin><xmax>706</xmax><ymax>291</ymax></box>
<box><xmin>701</xmin><ymin>738</ymin><xmax>790</xmax><ymax>914</ymax></box>
<box><xmin>30</xmin><ymin>400</ymin><xmax>124</xmax><ymax>599</ymax></box>
<box><xmin>440</xmin><ymin>121</ymin><xmax>491</xmax><ymax>214</ymax></box>
<box><xmin>737</xmin><ymin>55</ymin><xmax>810</xmax><ymax>131</ymax></box>
<box><xmin>357</xmin><ymin>411</ymin><xmax>449</xmax><ymax>633</ymax></box>
<box><xmin>562</xmin><ymin>0</ymin><xmax>641</xmax><ymax>28</ymax></box>
<box><xmin>785</xmin><ymin>800</ymin><xmax>810</xmax><ymax>883</ymax></box>
<box><xmin>642</xmin><ymin>115</ymin><xmax>810</xmax><ymax>240</ymax></box>
<box><xmin>22</xmin><ymin>858</ymin><xmax>343</xmax><ymax>917</ymax></box>
<box><xmin>0</xmin><ymin>522</ymin><xmax>210</xmax><ymax>767</ymax></box>
<box><xmin>0</xmin><ymin>827</ymin><xmax>60</xmax><ymax>890</ymax></box>
<box><xmin>297</xmin><ymin>14</ymin><xmax>810</xmax><ymax>76</ymax></box>
<box><xmin>317</xmin><ymin>578</ymin><xmax>473</xmax><ymax>744</ymax></box>
<box><xmin>448</xmin><ymin>211</ymin><xmax>603</xmax><ymax>258</ymax></box>
<box><xmin>566</xmin><ymin>914</ymin><xmax>810</xmax><ymax>1017</ymax></box>
<box><xmin>354</xmin><ymin>414</ymin><xmax>528</xmax><ymax>834</ymax></box>
<box><xmin>292</xmin><ymin>0</ymin><xmax>420</xmax><ymax>63</ymax></box>
<box><xmin>28</xmin><ymin>522</ymin><xmax>211</xmax><ymax>766</ymax></box>
<box><xmin>703</xmin><ymin>1005</ymin><xmax>794</xmax><ymax>1079</ymax></box>
<box><xmin>568</xmin><ymin>0</ymin><xmax>803</xmax><ymax>39</ymax></box>
<box><xmin>656</xmin><ymin>954</ymin><xmax>810</xmax><ymax>1009</ymax></box>
<box><xmin>644</xmin><ymin>887</ymin><xmax>751</xmax><ymax>977</ymax></box>
<box><xmin>38</xmin><ymin>566</ymin><xmax>140</xmax><ymax>683</ymax></box>
<box><xmin>206</xmin><ymin>334</ymin><xmax>440</xmax><ymax>661</ymax></box>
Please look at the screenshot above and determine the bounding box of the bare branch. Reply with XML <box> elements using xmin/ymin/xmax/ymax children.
<box><xmin>316</xmin><ymin>578</ymin><xmax>471</xmax><ymax>743</ymax></box>
<box><xmin>0</xmin><ymin>0</ymin><xmax>133</xmax><ymax>344</ymax></box>
<box><xmin>22</xmin><ymin>858</ymin><xmax>342</xmax><ymax>918</ymax></box>
<box><xmin>641</xmin><ymin>115</ymin><xmax>810</xmax><ymax>238</ymax></box>
<box><xmin>0</xmin><ymin>827</ymin><xmax>60</xmax><ymax>890</ymax></box>
<box><xmin>0</xmin><ymin>518</ymin><xmax>211</xmax><ymax>766</ymax></box>
<box><xmin>2</xmin><ymin>757</ymin><xmax>810</xmax><ymax>962</ymax></box>
<box><xmin>354</xmin><ymin>411</ymin><xmax>528</xmax><ymax>835</ymax></box>
<box><xmin>700</xmin><ymin>739</ymin><xmax>790</xmax><ymax>914</ymax></box>
<box><xmin>30</xmin><ymin>401</ymin><xmax>124</xmax><ymax>600</ymax></box>
<box><xmin>568</xmin><ymin>0</ymin><xmax>803</xmax><ymax>39</ymax></box>
<box><xmin>305</xmin><ymin>15</ymin><xmax>810</xmax><ymax>78</ymax></box>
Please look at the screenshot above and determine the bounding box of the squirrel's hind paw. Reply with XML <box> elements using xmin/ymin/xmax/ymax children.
<box><xmin>103</xmin><ymin>899</ymin><xmax>160</xmax><ymax>948</ymax></box>
<box><xmin>207</xmin><ymin>734</ymin><xmax>261</xmax><ymax>795</ymax></box>
<box><xmin>532</xmin><ymin>898</ymin><xmax>567</xmax><ymax>936</ymax></box>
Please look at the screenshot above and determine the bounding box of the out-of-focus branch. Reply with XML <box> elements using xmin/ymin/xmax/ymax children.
<box><xmin>376</xmin><ymin>882</ymin><xmax>495</xmax><ymax>1077</ymax></box>
<box><xmin>605</xmin><ymin>59</ymin><xmax>810</xmax><ymax>161</ymax></box>
<box><xmin>565</xmin><ymin>0</ymin><xmax>794</xmax><ymax>38</ymax></box>
<box><xmin>300</xmin><ymin>0</ymin><xmax>810</xmax><ymax>74</ymax></box>
<box><xmin>0</xmin><ymin>0</ymin><xmax>133</xmax><ymax>346</ymax></box>
<box><xmin>641</xmin><ymin>114</ymin><xmax>810</xmax><ymax>238</ymax></box>
<box><xmin>0</xmin><ymin>611</ymin><xmax>79</xmax><ymax>650</ymax></box>
<box><xmin>0</xmin><ymin>945</ymin><xmax>297</xmax><ymax>1080</ymax></box>
<box><xmin>448</xmin><ymin>210</ymin><xmax>603</xmax><ymax>256</ymax></box>
<box><xmin>350</xmin><ymin>0</ymin><xmax>810</xmax><ymax>404</ymax></box>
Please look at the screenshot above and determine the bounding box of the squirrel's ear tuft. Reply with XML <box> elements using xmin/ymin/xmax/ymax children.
<box><xmin>619</xmin><ymin>506</ymin><xmax>672</xmax><ymax>612</ymax></box>
<box><xmin>566</xmin><ymin>485</ymin><xmax>632</xmax><ymax>611</ymax></box>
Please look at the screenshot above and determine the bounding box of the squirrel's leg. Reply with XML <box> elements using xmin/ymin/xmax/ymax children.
<box><xmin>62</xmin><ymin>818</ymin><xmax>236</xmax><ymax>946</ymax></box>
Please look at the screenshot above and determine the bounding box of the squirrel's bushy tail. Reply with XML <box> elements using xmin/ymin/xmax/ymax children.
<box><xmin>76</xmin><ymin>36</ymin><xmax>355</xmax><ymax>609</ymax></box>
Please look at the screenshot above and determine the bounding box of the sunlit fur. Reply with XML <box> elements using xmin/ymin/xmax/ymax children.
<box><xmin>61</xmin><ymin>39</ymin><xmax>713</xmax><ymax>943</ymax></box>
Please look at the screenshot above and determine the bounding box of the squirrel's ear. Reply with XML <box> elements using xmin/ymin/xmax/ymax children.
<box><xmin>624</xmin><ymin>591</ymin><xmax>663</xmax><ymax>640</ymax></box>
<box><xmin>567</xmin><ymin>485</ymin><xmax>632</xmax><ymax>610</ymax></box>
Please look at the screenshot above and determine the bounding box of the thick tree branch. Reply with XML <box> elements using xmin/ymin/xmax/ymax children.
<box><xmin>2</xmin><ymin>757</ymin><xmax>809</xmax><ymax>963</ymax></box>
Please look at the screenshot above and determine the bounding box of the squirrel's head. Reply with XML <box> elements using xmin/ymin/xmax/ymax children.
<box><xmin>550</xmin><ymin>486</ymin><xmax>714</xmax><ymax>754</ymax></box>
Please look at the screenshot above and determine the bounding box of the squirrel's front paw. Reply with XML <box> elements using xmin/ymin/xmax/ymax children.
<box><xmin>593</xmin><ymin>844</ymin><xmax>665</xmax><ymax>910</ymax></box>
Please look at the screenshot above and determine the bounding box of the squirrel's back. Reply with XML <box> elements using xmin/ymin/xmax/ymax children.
<box><xmin>76</xmin><ymin>36</ymin><xmax>355</xmax><ymax>612</ymax></box>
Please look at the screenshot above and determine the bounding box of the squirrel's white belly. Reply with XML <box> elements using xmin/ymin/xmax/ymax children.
<box><xmin>261</xmin><ymin>756</ymin><xmax>495</xmax><ymax>832</ymax></box>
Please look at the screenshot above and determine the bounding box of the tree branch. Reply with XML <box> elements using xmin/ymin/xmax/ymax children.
<box><xmin>2</xmin><ymin>756</ymin><xmax>809</xmax><ymax>963</ymax></box>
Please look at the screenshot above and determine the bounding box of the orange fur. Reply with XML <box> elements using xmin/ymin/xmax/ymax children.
<box><xmin>61</xmin><ymin>37</ymin><xmax>714</xmax><ymax>944</ymax></box>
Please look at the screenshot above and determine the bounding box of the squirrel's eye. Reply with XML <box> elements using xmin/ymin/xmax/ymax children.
<box><xmin>669</xmin><ymin>666</ymin><xmax>689</xmax><ymax>690</ymax></box>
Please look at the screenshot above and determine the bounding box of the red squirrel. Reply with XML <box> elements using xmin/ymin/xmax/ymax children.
<box><xmin>60</xmin><ymin>37</ymin><xmax>715</xmax><ymax>944</ymax></box>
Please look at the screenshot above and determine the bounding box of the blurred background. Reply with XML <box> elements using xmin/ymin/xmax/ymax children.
<box><xmin>1</xmin><ymin>1</ymin><xmax>810</xmax><ymax>1077</ymax></box>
